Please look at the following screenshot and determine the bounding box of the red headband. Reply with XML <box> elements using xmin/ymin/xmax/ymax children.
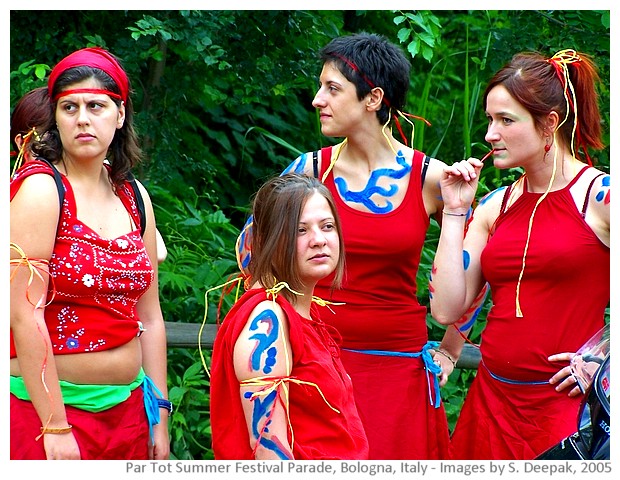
<box><xmin>331</xmin><ymin>53</ymin><xmax>431</xmax><ymax>146</ymax></box>
<box><xmin>48</xmin><ymin>47</ymin><xmax>129</xmax><ymax>103</ymax></box>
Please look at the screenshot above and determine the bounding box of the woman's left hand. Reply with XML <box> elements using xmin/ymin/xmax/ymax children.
<box><xmin>548</xmin><ymin>352</ymin><xmax>582</xmax><ymax>397</ymax></box>
<box><xmin>432</xmin><ymin>350</ymin><xmax>455</xmax><ymax>387</ymax></box>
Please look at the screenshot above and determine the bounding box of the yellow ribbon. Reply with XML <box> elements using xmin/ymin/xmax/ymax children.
<box><xmin>10</xmin><ymin>242</ymin><xmax>56</xmax><ymax>440</ymax></box>
<box><xmin>240</xmin><ymin>375</ymin><xmax>341</xmax><ymax>456</ymax></box>
<box><xmin>516</xmin><ymin>49</ymin><xmax>582</xmax><ymax>317</ymax></box>
<box><xmin>199</xmin><ymin>276</ymin><xmax>244</xmax><ymax>378</ymax></box>
<box><xmin>10</xmin><ymin>127</ymin><xmax>39</xmax><ymax>179</ymax></box>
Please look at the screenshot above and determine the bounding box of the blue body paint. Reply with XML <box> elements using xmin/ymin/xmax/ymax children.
<box><xmin>463</xmin><ymin>250</ymin><xmax>471</xmax><ymax>270</ymax></box>
<box><xmin>282</xmin><ymin>154</ymin><xmax>306</xmax><ymax>175</ymax></box>
<box><xmin>595</xmin><ymin>175</ymin><xmax>610</xmax><ymax>204</ymax></box>
<box><xmin>244</xmin><ymin>390</ymin><xmax>292</xmax><ymax>459</ymax></box>
<box><xmin>334</xmin><ymin>151</ymin><xmax>411</xmax><ymax>213</ymax></box>
<box><xmin>249</xmin><ymin>310</ymin><xmax>280</xmax><ymax>374</ymax></box>
<box><xmin>478</xmin><ymin>186</ymin><xmax>507</xmax><ymax>206</ymax></box>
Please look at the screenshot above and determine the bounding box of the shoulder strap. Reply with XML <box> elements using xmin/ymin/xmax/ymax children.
<box><xmin>421</xmin><ymin>154</ymin><xmax>430</xmax><ymax>186</ymax></box>
<box><xmin>127</xmin><ymin>173</ymin><xmax>146</xmax><ymax>237</ymax></box>
<box><xmin>581</xmin><ymin>172</ymin><xmax>605</xmax><ymax>218</ymax></box>
<box><xmin>312</xmin><ymin>150</ymin><xmax>319</xmax><ymax>178</ymax></box>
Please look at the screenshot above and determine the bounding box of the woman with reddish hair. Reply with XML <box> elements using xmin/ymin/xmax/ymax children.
<box><xmin>10</xmin><ymin>87</ymin><xmax>52</xmax><ymax>170</ymax></box>
<box><xmin>10</xmin><ymin>47</ymin><xmax>170</xmax><ymax>460</ymax></box>
<box><xmin>430</xmin><ymin>50</ymin><xmax>609</xmax><ymax>459</ymax></box>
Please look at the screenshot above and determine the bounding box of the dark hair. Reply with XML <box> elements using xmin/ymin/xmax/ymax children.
<box><xmin>483</xmin><ymin>51</ymin><xmax>603</xmax><ymax>161</ymax></box>
<box><xmin>33</xmin><ymin>55</ymin><xmax>142</xmax><ymax>186</ymax></box>
<box><xmin>10</xmin><ymin>87</ymin><xmax>52</xmax><ymax>152</ymax></box>
<box><xmin>249</xmin><ymin>173</ymin><xmax>345</xmax><ymax>302</ymax></box>
<box><xmin>320</xmin><ymin>32</ymin><xmax>411</xmax><ymax>124</ymax></box>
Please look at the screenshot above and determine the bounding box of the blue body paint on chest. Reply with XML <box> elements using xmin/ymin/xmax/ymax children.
<box><xmin>334</xmin><ymin>150</ymin><xmax>411</xmax><ymax>213</ymax></box>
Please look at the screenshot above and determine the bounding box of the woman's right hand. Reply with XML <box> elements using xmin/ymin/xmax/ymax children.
<box><xmin>44</xmin><ymin>431</ymin><xmax>81</xmax><ymax>460</ymax></box>
<box><xmin>440</xmin><ymin>158</ymin><xmax>484</xmax><ymax>211</ymax></box>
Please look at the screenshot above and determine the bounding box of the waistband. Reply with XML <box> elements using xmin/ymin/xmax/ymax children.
<box><xmin>10</xmin><ymin>369</ymin><xmax>146</xmax><ymax>412</ymax></box>
<box><xmin>343</xmin><ymin>340</ymin><xmax>442</xmax><ymax>408</ymax></box>
<box><xmin>481</xmin><ymin>360</ymin><xmax>551</xmax><ymax>385</ymax></box>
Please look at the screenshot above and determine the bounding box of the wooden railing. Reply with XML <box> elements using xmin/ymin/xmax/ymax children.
<box><xmin>164</xmin><ymin>321</ymin><xmax>482</xmax><ymax>369</ymax></box>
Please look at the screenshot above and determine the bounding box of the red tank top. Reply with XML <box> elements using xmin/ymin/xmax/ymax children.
<box><xmin>210</xmin><ymin>288</ymin><xmax>369</xmax><ymax>459</ymax></box>
<box><xmin>10</xmin><ymin>160</ymin><xmax>153</xmax><ymax>357</ymax></box>
<box><xmin>480</xmin><ymin>167</ymin><xmax>610</xmax><ymax>381</ymax></box>
<box><xmin>314</xmin><ymin>147</ymin><xmax>430</xmax><ymax>351</ymax></box>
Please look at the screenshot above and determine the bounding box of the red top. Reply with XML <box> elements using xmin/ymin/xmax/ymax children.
<box><xmin>10</xmin><ymin>160</ymin><xmax>153</xmax><ymax>357</ymax></box>
<box><xmin>210</xmin><ymin>288</ymin><xmax>369</xmax><ymax>460</ymax></box>
<box><xmin>450</xmin><ymin>168</ymin><xmax>610</xmax><ymax>460</ymax></box>
<box><xmin>480</xmin><ymin>167</ymin><xmax>610</xmax><ymax>381</ymax></box>
<box><xmin>314</xmin><ymin>147</ymin><xmax>430</xmax><ymax>351</ymax></box>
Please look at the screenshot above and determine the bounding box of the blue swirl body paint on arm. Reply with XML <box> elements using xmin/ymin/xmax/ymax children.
<box><xmin>249</xmin><ymin>309</ymin><xmax>280</xmax><ymax>374</ymax></box>
<box><xmin>282</xmin><ymin>153</ymin><xmax>307</xmax><ymax>175</ymax></box>
<box><xmin>244</xmin><ymin>390</ymin><xmax>293</xmax><ymax>459</ymax></box>
<box><xmin>334</xmin><ymin>151</ymin><xmax>411</xmax><ymax>213</ymax></box>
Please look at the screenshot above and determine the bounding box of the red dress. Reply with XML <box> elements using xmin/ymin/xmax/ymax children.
<box><xmin>10</xmin><ymin>160</ymin><xmax>153</xmax><ymax>460</ymax></box>
<box><xmin>210</xmin><ymin>288</ymin><xmax>369</xmax><ymax>459</ymax></box>
<box><xmin>450</xmin><ymin>168</ymin><xmax>610</xmax><ymax>459</ymax></box>
<box><xmin>314</xmin><ymin>147</ymin><xmax>450</xmax><ymax>459</ymax></box>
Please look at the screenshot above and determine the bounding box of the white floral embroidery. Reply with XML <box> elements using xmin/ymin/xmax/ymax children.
<box><xmin>116</xmin><ymin>239</ymin><xmax>129</xmax><ymax>249</ymax></box>
<box><xmin>82</xmin><ymin>274</ymin><xmax>95</xmax><ymax>287</ymax></box>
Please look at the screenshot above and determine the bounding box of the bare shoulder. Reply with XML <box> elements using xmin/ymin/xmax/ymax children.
<box><xmin>11</xmin><ymin>173</ymin><xmax>61</xmax><ymax>259</ymax></box>
<box><xmin>472</xmin><ymin>185</ymin><xmax>510</xmax><ymax>228</ymax></box>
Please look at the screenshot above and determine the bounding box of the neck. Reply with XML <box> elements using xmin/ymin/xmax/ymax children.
<box><xmin>524</xmin><ymin>151</ymin><xmax>585</xmax><ymax>193</ymax></box>
<box><xmin>341</xmin><ymin>129</ymin><xmax>405</xmax><ymax>168</ymax></box>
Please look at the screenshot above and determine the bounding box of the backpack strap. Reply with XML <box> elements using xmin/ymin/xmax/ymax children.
<box><xmin>36</xmin><ymin>157</ymin><xmax>65</xmax><ymax>210</ymax></box>
<box><xmin>312</xmin><ymin>150</ymin><xmax>319</xmax><ymax>178</ymax></box>
<box><xmin>127</xmin><ymin>173</ymin><xmax>146</xmax><ymax>237</ymax></box>
<box><xmin>421</xmin><ymin>154</ymin><xmax>430</xmax><ymax>186</ymax></box>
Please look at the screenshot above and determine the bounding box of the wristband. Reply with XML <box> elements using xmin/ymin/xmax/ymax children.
<box><xmin>442</xmin><ymin>209</ymin><xmax>467</xmax><ymax>217</ymax></box>
<box><xmin>435</xmin><ymin>349</ymin><xmax>457</xmax><ymax>368</ymax></box>
<box><xmin>41</xmin><ymin>425</ymin><xmax>73</xmax><ymax>435</ymax></box>
<box><xmin>157</xmin><ymin>398</ymin><xmax>173</xmax><ymax>416</ymax></box>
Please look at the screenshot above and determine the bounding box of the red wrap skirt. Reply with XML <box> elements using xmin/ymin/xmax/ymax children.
<box><xmin>11</xmin><ymin>387</ymin><xmax>149</xmax><ymax>460</ymax></box>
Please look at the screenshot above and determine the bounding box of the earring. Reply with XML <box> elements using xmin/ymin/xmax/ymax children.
<box><xmin>544</xmin><ymin>144</ymin><xmax>551</xmax><ymax>153</ymax></box>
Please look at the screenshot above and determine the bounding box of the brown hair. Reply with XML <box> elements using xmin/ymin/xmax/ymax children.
<box><xmin>10</xmin><ymin>87</ymin><xmax>52</xmax><ymax>152</ymax></box>
<box><xmin>33</xmin><ymin>50</ymin><xmax>142</xmax><ymax>186</ymax></box>
<box><xmin>483</xmin><ymin>51</ymin><xmax>604</xmax><ymax>162</ymax></box>
<box><xmin>249</xmin><ymin>173</ymin><xmax>345</xmax><ymax>303</ymax></box>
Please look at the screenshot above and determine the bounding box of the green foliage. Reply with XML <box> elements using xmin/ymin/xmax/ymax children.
<box><xmin>10</xmin><ymin>9</ymin><xmax>610</xmax><ymax>457</ymax></box>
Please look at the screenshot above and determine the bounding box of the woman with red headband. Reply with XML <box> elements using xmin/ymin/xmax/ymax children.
<box><xmin>237</xmin><ymin>32</ymin><xmax>460</xmax><ymax>460</ymax></box>
<box><xmin>10</xmin><ymin>47</ymin><xmax>170</xmax><ymax>460</ymax></box>
<box><xmin>430</xmin><ymin>50</ymin><xmax>610</xmax><ymax>459</ymax></box>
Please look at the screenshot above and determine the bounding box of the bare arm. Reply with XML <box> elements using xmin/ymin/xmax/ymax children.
<box><xmin>233</xmin><ymin>301</ymin><xmax>294</xmax><ymax>460</ymax></box>
<box><xmin>10</xmin><ymin>174</ymin><xmax>81</xmax><ymax>459</ymax></box>
<box><xmin>134</xmin><ymin>181</ymin><xmax>170</xmax><ymax>460</ymax></box>
<box><xmin>432</xmin><ymin>284</ymin><xmax>489</xmax><ymax>386</ymax></box>
<box><xmin>430</xmin><ymin>158</ymin><xmax>496</xmax><ymax>324</ymax></box>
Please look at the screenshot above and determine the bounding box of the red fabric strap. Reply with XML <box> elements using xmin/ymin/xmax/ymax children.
<box><xmin>48</xmin><ymin>47</ymin><xmax>129</xmax><ymax>103</ymax></box>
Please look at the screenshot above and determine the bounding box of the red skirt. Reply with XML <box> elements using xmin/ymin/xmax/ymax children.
<box><xmin>341</xmin><ymin>349</ymin><xmax>450</xmax><ymax>459</ymax></box>
<box><xmin>11</xmin><ymin>387</ymin><xmax>149</xmax><ymax>460</ymax></box>
<box><xmin>450</xmin><ymin>364</ymin><xmax>581</xmax><ymax>460</ymax></box>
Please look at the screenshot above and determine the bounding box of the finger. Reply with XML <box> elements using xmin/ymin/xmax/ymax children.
<box><xmin>554</xmin><ymin>373</ymin><xmax>579</xmax><ymax>392</ymax></box>
<box><xmin>548</xmin><ymin>352</ymin><xmax>573</xmax><ymax>362</ymax></box>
